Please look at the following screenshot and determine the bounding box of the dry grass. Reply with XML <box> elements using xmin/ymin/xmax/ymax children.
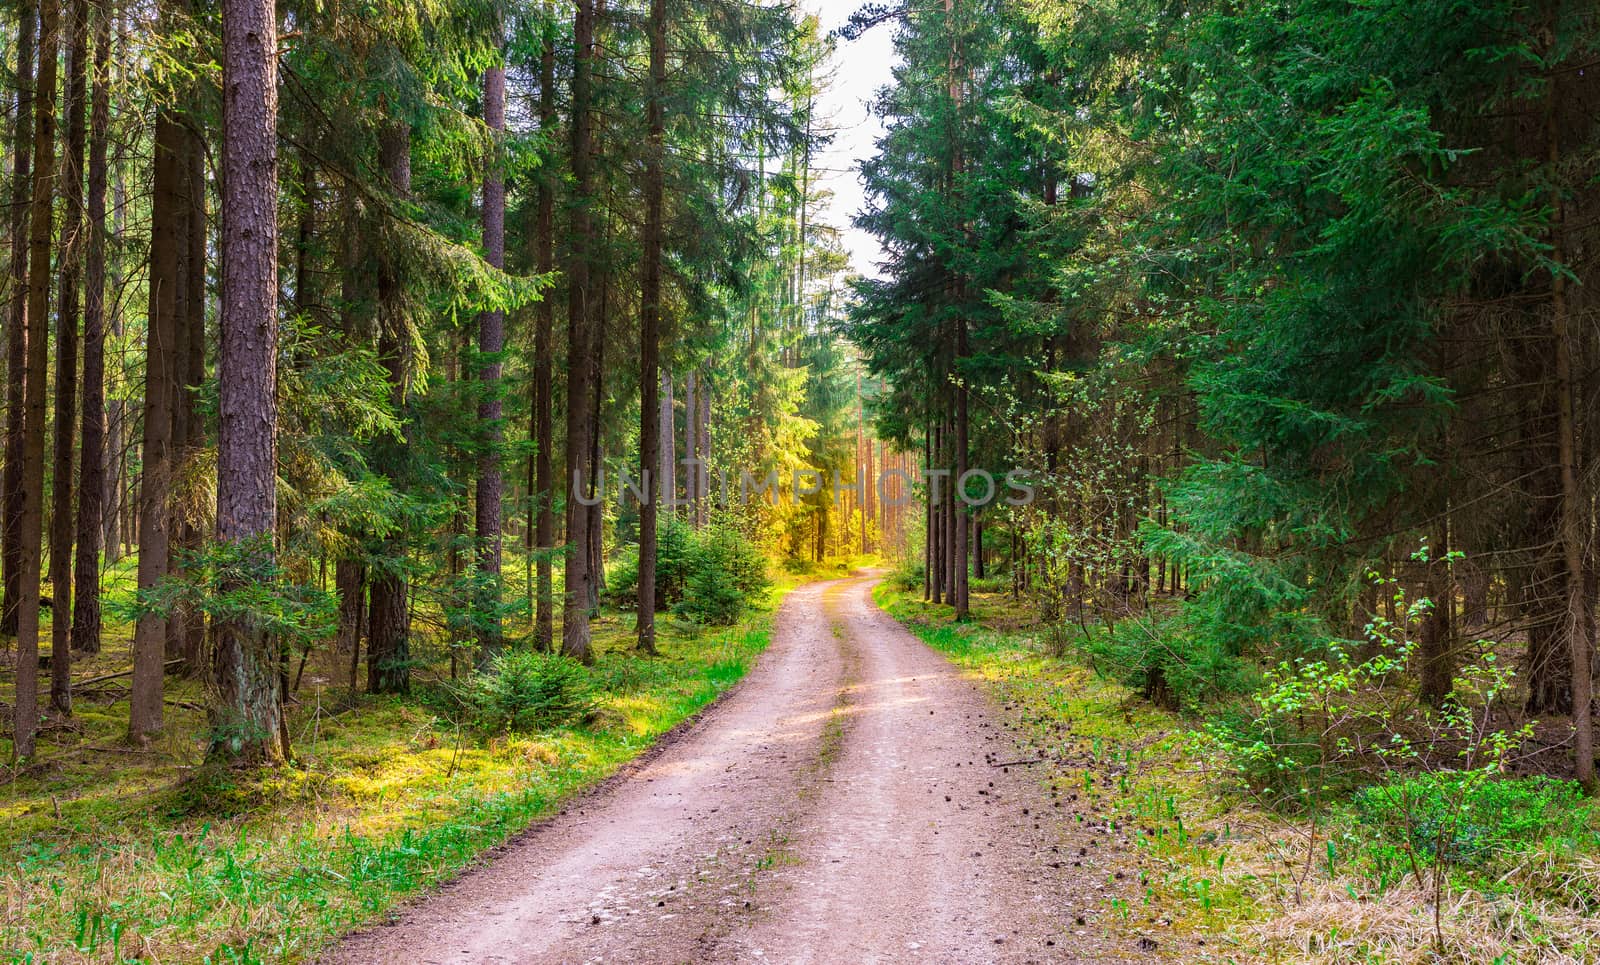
<box><xmin>1258</xmin><ymin>883</ymin><xmax>1600</xmax><ymax>963</ymax></box>
<box><xmin>877</xmin><ymin>583</ymin><xmax>1600</xmax><ymax>965</ymax></box>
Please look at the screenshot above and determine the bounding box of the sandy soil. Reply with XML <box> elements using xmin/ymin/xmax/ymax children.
<box><xmin>325</xmin><ymin>574</ymin><xmax>1136</xmax><ymax>964</ymax></box>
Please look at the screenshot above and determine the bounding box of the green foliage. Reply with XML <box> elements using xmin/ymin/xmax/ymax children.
<box><xmin>610</xmin><ymin>519</ymin><xmax>770</xmax><ymax>626</ymax></box>
<box><xmin>674</xmin><ymin>524</ymin><xmax>771</xmax><ymax>626</ymax></box>
<box><xmin>122</xmin><ymin>536</ymin><xmax>337</xmax><ymax>650</ymax></box>
<box><xmin>2</xmin><ymin>606</ymin><xmax>780</xmax><ymax>962</ymax></box>
<box><xmin>1352</xmin><ymin>775</ymin><xmax>1593</xmax><ymax>870</ymax></box>
<box><xmin>460</xmin><ymin>650</ymin><xmax>597</xmax><ymax>733</ymax></box>
<box><xmin>1209</xmin><ymin>559</ymin><xmax>1529</xmax><ymax>796</ymax></box>
<box><xmin>884</xmin><ymin>552</ymin><xmax>924</xmax><ymax>594</ymax></box>
<box><xmin>1084</xmin><ymin>612</ymin><xmax>1255</xmax><ymax>712</ymax></box>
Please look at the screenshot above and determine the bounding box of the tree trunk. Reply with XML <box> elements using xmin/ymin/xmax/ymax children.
<box><xmin>973</xmin><ymin>518</ymin><xmax>983</xmax><ymax>580</ymax></box>
<box><xmin>928</xmin><ymin>425</ymin><xmax>934</xmax><ymax>604</ymax></box>
<box><xmin>636</xmin><ymin>0</ymin><xmax>664</xmax><ymax>655</ymax></box>
<box><xmin>587</xmin><ymin>260</ymin><xmax>606</xmax><ymax>611</ymax></box>
<box><xmin>698</xmin><ymin>373</ymin><xmax>710</xmax><ymax>521</ymax></box>
<box><xmin>48</xmin><ymin>0</ymin><xmax>87</xmax><ymax>715</ymax></box>
<box><xmin>129</xmin><ymin>101</ymin><xmax>182</xmax><ymax>745</ymax></box>
<box><xmin>1546</xmin><ymin>74</ymin><xmax>1593</xmax><ymax>787</ymax></box>
<box><xmin>102</xmin><ymin>167</ymin><xmax>125</xmax><ymax>566</ymax></box>
<box><xmin>944</xmin><ymin>0</ymin><xmax>969</xmax><ymax>619</ymax></box>
<box><xmin>168</xmin><ymin>110</ymin><xmax>206</xmax><ymax>675</ymax></box>
<box><xmin>336</xmin><ymin>557</ymin><xmax>364</xmax><ymax>697</ymax></box>
<box><xmin>70</xmin><ymin>0</ymin><xmax>110</xmax><ymax>655</ymax></box>
<box><xmin>928</xmin><ymin>425</ymin><xmax>934</xmax><ymax>601</ymax></box>
<box><xmin>368</xmin><ymin>120</ymin><xmax>411</xmax><ymax>695</ymax></box>
<box><xmin>475</xmin><ymin>47</ymin><xmax>506</xmax><ymax>665</ymax></box>
<box><xmin>14</xmin><ymin>0</ymin><xmax>58</xmax><ymax>758</ymax></box>
<box><xmin>367</xmin><ymin>568</ymin><xmax>409</xmax><ymax>694</ymax></box>
<box><xmin>659</xmin><ymin>370</ymin><xmax>674</xmax><ymax>514</ymax></box>
<box><xmin>562</xmin><ymin>0</ymin><xmax>598</xmax><ymax>664</ymax></box>
<box><xmin>531</xmin><ymin>9</ymin><xmax>555</xmax><ymax>652</ymax></box>
<box><xmin>1418</xmin><ymin>521</ymin><xmax>1455</xmax><ymax>708</ymax></box>
<box><xmin>953</xmin><ymin>325</ymin><xmax>970</xmax><ymax>619</ymax></box>
<box><xmin>859</xmin><ymin>383</ymin><xmax>871</xmax><ymax>553</ymax></box>
<box><xmin>2</xmin><ymin>0</ymin><xmax>34</xmax><ymax>639</ymax></box>
<box><xmin>211</xmin><ymin>0</ymin><xmax>283</xmax><ymax>765</ymax></box>
<box><xmin>684</xmin><ymin>369</ymin><xmax>697</xmax><ymax>525</ymax></box>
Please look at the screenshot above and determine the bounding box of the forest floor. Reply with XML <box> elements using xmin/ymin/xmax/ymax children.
<box><xmin>876</xmin><ymin>580</ymin><xmax>1600</xmax><ymax>965</ymax></box>
<box><xmin>2</xmin><ymin>560</ymin><xmax>835</xmax><ymax>963</ymax></box>
<box><xmin>12</xmin><ymin>565</ymin><xmax>1595</xmax><ymax>963</ymax></box>
<box><xmin>327</xmin><ymin>572</ymin><xmax>1161</xmax><ymax>964</ymax></box>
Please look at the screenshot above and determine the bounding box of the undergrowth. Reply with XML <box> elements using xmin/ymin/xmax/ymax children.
<box><xmin>874</xmin><ymin>582</ymin><xmax>1600</xmax><ymax>964</ymax></box>
<box><xmin>1</xmin><ymin>578</ymin><xmax>793</xmax><ymax>964</ymax></box>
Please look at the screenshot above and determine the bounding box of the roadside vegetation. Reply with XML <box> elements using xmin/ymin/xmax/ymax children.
<box><xmin>879</xmin><ymin>574</ymin><xmax>1600</xmax><ymax>963</ymax></box>
<box><xmin>2</xmin><ymin>554</ymin><xmax>798</xmax><ymax>963</ymax></box>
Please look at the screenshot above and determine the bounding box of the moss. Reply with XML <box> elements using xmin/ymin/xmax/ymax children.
<box><xmin>2</xmin><ymin>577</ymin><xmax>789</xmax><ymax>963</ymax></box>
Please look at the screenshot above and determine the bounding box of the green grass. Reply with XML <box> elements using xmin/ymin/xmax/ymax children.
<box><xmin>873</xmin><ymin>585</ymin><xmax>1256</xmax><ymax>950</ymax></box>
<box><xmin>2</xmin><ymin>572</ymin><xmax>800</xmax><ymax>964</ymax></box>
<box><xmin>875</xmin><ymin>583</ymin><xmax>1600</xmax><ymax>963</ymax></box>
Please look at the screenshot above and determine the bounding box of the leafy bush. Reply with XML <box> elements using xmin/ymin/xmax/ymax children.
<box><xmin>674</xmin><ymin>524</ymin><xmax>771</xmax><ymax>625</ymax></box>
<box><xmin>467</xmin><ymin>650</ymin><xmax>596</xmax><ymax>733</ymax></box>
<box><xmin>1086</xmin><ymin>610</ymin><xmax>1255</xmax><ymax>711</ymax></box>
<box><xmin>1205</xmin><ymin>702</ymin><xmax>1335</xmax><ymax>801</ymax></box>
<box><xmin>884</xmin><ymin>553</ymin><xmax>924</xmax><ymax>593</ymax></box>
<box><xmin>1352</xmin><ymin>775</ymin><xmax>1593</xmax><ymax>868</ymax></box>
<box><xmin>610</xmin><ymin>519</ymin><xmax>769</xmax><ymax>625</ymax></box>
<box><xmin>969</xmin><ymin>574</ymin><xmax>1009</xmax><ymax>594</ymax></box>
<box><xmin>607</xmin><ymin>515</ymin><xmax>695</xmax><ymax>607</ymax></box>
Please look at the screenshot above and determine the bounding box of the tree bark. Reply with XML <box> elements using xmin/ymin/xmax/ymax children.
<box><xmin>49</xmin><ymin>0</ymin><xmax>88</xmax><ymax>714</ymax></box>
<box><xmin>684</xmin><ymin>369</ymin><xmax>697</xmax><ymax>525</ymax></box>
<box><xmin>698</xmin><ymin>375</ymin><xmax>710</xmax><ymax>517</ymax></box>
<box><xmin>475</xmin><ymin>46</ymin><xmax>506</xmax><ymax>664</ymax></box>
<box><xmin>588</xmin><ymin>270</ymin><xmax>605</xmax><ymax>611</ymax></box>
<box><xmin>531</xmin><ymin>8</ymin><xmax>555</xmax><ymax>653</ymax></box>
<box><xmin>168</xmin><ymin>124</ymin><xmax>206</xmax><ymax>674</ymax></box>
<box><xmin>2</xmin><ymin>0</ymin><xmax>34</xmax><ymax>639</ymax></box>
<box><xmin>71</xmin><ymin>0</ymin><xmax>110</xmax><ymax>655</ymax></box>
<box><xmin>859</xmin><ymin>376</ymin><xmax>871</xmax><ymax>553</ymax></box>
<box><xmin>636</xmin><ymin>0</ymin><xmax>665</xmax><ymax>655</ymax></box>
<box><xmin>129</xmin><ymin>102</ymin><xmax>182</xmax><ymax>744</ymax></box>
<box><xmin>659</xmin><ymin>370</ymin><xmax>674</xmax><ymax>514</ymax></box>
<box><xmin>953</xmin><ymin>331</ymin><xmax>970</xmax><ymax>619</ymax></box>
<box><xmin>335</xmin><ymin>557</ymin><xmax>364</xmax><ymax>700</ymax></box>
<box><xmin>1418</xmin><ymin>521</ymin><xmax>1455</xmax><ymax>708</ymax></box>
<box><xmin>211</xmin><ymin>0</ymin><xmax>283</xmax><ymax>764</ymax></box>
<box><xmin>102</xmin><ymin>166</ymin><xmax>125</xmax><ymax>566</ymax></box>
<box><xmin>562</xmin><ymin>0</ymin><xmax>598</xmax><ymax>664</ymax></box>
<box><xmin>368</xmin><ymin>120</ymin><xmax>412</xmax><ymax>695</ymax></box>
<box><xmin>973</xmin><ymin>518</ymin><xmax>983</xmax><ymax>579</ymax></box>
<box><xmin>14</xmin><ymin>0</ymin><xmax>58</xmax><ymax>758</ymax></box>
<box><xmin>1546</xmin><ymin>71</ymin><xmax>1593</xmax><ymax>788</ymax></box>
<box><xmin>929</xmin><ymin>422</ymin><xmax>942</xmax><ymax>603</ymax></box>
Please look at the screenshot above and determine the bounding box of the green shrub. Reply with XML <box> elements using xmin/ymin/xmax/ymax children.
<box><xmin>1352</xmin><ymin>774</ymin><xmax>1593</xmax><ymax>868</ymax></box>
<box><xmin>884</xmin><ymin>553</ymin><xmax>924</xmax><ymax>593</ymax></box>
<box><xmin>1205</xmin><ymin>702</ymin><xmax>1339</xmax><ymax>802</ymax></box>
<box><xmin>606</xmin><ymin>516</ymin><xmax>695</xmax><ymax>607</ymax></box>
<box><xmin>609</xmin><ymin>519</ymin><xmax>769</xmax><ymax>626</ymax></box>
<box><xmin>469</xmin><ymin>650</ymin><xmax>596</xmax><ymax>733</ymax></box>
<box><xmin>677</xmin><ymin>570</ymin><xmax>747</xmax><ymax>625</ymax></box>
<box><xmin>1085</xmin><ymin>611</ymin><xmax>1254</xmax><ymax>711</ymax></box>
<box><xmin>674</xmin><ymin>524</ymin><xmax>771</xmax><ymax>625</ymax></box>
<box><xmin>969</xmin><ymin>574</ymin><xmax>1009</xmax><ymax>594</ymax></box>
<box><xmin>605</xmin><ymin>547</ymin><xmax>639</xmax><ymax>606</ymax></box>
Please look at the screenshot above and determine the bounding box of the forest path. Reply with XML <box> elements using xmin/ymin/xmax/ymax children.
<box><xmin>326</xmin><ymin>574</ymin><xmax>1123</xmax><ymax>964</ymax></box>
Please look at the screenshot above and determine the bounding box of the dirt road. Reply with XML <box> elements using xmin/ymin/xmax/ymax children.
<box><xmin>327</xmin><ymin>575</ymin><xmax>1127</xmax><ymax>964</ymax></box>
